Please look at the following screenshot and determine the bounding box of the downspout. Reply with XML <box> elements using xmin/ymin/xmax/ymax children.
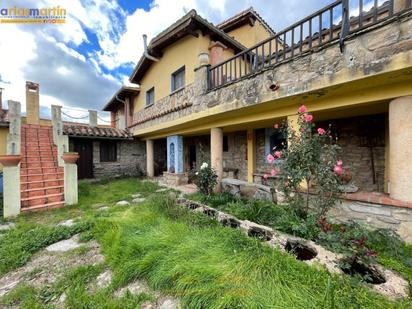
<box><xmin>143</xmin><ymin>34</ymin><xmax>159</xmax><ymax>62</ymax></box>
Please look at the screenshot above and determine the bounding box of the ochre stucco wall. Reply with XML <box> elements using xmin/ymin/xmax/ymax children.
<box><xmin>226</xmin><ymin>21</ymin><xmax>272</xmax><ymax>48</ymax></box>
<box><xmin>0</xmin><ymin>127</ymin><xmax>8</xmax><ymax>171</ymax></box>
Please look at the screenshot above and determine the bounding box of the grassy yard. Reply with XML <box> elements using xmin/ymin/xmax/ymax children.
<box><xmin>0</xmin><ymin>178</ymin><xmax>411</xmax><ymax>308</ymax></box>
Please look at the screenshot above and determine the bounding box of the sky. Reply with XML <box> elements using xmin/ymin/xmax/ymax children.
<box><xmin>0</xmin><ymin>0</ymin><xmax>340</xmax><ymax>121</ymax></box>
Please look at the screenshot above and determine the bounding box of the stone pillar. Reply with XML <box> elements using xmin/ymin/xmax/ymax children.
<box><xmin>146</xmin><ymin>139</ymin><xmax>154</xmax><ymax>177</ymax></box>
<box><xmin>194</xmin><ymin>52</ymin><xmax>210</xmax><ymax>96</ymax></box>
<box><xmin>89</xmin><ymin>110</ymin><xmax>97</xmax><ymax>127</ymax></box>
<box><xmin>118</xmin><ymin>108</ymin><xmax>126</xmax><ymax>130</ymax></box>
<box><xmin>2</xmin><ymin>100</ymin><xmax>22</xmax><ymax>218</ymax></box>
<box><xmin>211</xmin><ymin>128</ymin><xmax>223</xmax><ymax>191</ymax></box>
<box><xmin>51</xmin><ymin>105</ymin><xmax>62</xmax><ymax>145</ymax></box>
<box><xmin>3</xmin><ymin>164</ymin><xmax>21</xmax><ymax>217</ymax></box>
<box><xmin>389</xmin><ymin>96</ymin><xmax>412</xmax><ymax>202</ymax></box>
<box><xmin>167</xmin><ymin>135</ymin><xmax>184</xmax><ymax>173</ymax></box>
<box><xmin>394</xmin><ymin>0</ymin><xmax>410</xmax><ymax>13</ymax></box>
<box><xmin>247</xmin><ymin>129</ymin><xmax>256</xmax><ymax>183</ymax></box>
<box><xmin>62</xmin><ymin>154</ymin><xmax>79</xmax><ymax>205</ymax></box>
<box><xmin>25</xmin><ymin>81</ymin><xmax>39</xmax><ymax>125</ymax></box>
<box><xmin>7</xmin><ymin>101</ymin><xmax>21</xmax><ymax>155</ymax></box>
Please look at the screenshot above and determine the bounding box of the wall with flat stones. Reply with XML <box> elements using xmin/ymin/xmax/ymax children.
<box><xmin>222</xmin><ymin>131</ymin><xmax>248</xmax><ymax>181</ymax></box>
<box><xmin>92</xmin><ymin>140</ymin><xmax>146</xmax><ymax>178</ymax></box>
<box><xmin>329</xmin><ymin>201</ymin><xmax>412</xmax><ymax>244</ymax></box>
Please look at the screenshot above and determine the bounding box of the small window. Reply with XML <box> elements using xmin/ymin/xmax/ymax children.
<box><xmin>171</xmin><ymin>66</ymin><xmax>185</xmax><ymax>92</ymax></box>
<box><xmin>100</xmin><ymin>141</ymin><xmax>117</xmax><ymax>162</ymax></box>
<box><xmin>146</xmin><ymin>87</ymin><xmax>154</xmax><ymax>106</ymax></box>
<box><xmin>223</xmin><ymin>136</ymin><xmax>229</xmax><ymax>152</ymax></box>
<box><xmin>270</xmin><ymin>131</ymin><xmax>286</xmax><ymax>152</ymax></box>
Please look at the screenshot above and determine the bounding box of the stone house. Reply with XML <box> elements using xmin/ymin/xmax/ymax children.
<box><xmin>103</xmin><ymin>2</ymin><xmax>412</xmax><ymax>241</ymax></box>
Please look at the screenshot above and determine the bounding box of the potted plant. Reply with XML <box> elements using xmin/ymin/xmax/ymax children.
<box><xmin>61</xmin><ymin>152</ymin><xmax>80</xmax><ymax>164</ymax></box>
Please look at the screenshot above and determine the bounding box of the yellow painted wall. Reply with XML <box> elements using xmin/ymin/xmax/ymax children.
<box><xmin>0</xmin><ymin>127</ymin><xmax>8</xmax><ymax>170</ymax></box>
<box><xmin>226</xmin><ymin>21</ymin><xmax>272</xmax><ymax>48</ymax></box>
<box><xmin>133</xmin><ymin>33</ymin><xmax>211</xmax><ymax>113</ymax></box>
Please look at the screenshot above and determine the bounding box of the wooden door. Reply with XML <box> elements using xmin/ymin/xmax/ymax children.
<box><xmin>73</xmin><ymin>140</ymin><xmax>93</xmax><ymax>179</ymax></box>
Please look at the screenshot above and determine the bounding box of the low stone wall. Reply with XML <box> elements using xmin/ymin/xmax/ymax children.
<box><xmin>93</xmin><ymin>140</ymin><xmax>146</xmax><ymax>178</ymax></box>
<box><xmin>175</xmin><ymin>197</ymin><xmax>409</xmax><ymax>299</ymax></box>
<box><xmin>162</xmin><ymin>172</ymin><xmax>188</xmax><ymax>186</ymax></box>
<box><xmin>221</xmin><ymin>178</ymin><xmax>412</xmax><ymax>244</ymax></box>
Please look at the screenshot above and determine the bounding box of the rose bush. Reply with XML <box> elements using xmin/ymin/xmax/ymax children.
<box><xmin>193</xmin><ymin>163</ymin><xmax>218</xmax><ymax>196</ymax></box>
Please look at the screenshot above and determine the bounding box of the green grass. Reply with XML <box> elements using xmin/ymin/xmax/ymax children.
<box><xmin>1</xmin><ymin>178</ymin><xmax>411</xmax><ymax>308</ymax></box>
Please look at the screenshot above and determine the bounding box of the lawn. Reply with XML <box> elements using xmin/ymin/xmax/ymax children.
<box><xmin>0</xmin><ymin>178</ymin><xmax>411</xmax><ymax>308</ymax></box>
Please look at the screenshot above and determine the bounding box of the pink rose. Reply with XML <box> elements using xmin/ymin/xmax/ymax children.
<box><xmin>300</xmin><ymin>128</ymin><xmax>305</xmax><ymax>132</ymax></box>
<box><xmin>274</xmin><ymin>151</ymin><xmax>281</xmax><ymax>158</ymax></box>
<box><xmin>274</xmin><ymin>123</ymin><xmax>279</xmax><ymax>129</ymax></box>
<box><xmin>304</xmin><ymin>114</ymin><xmax>313</xmax><ymax>122</ymax></box>
<box><xmin>263</xmin><ymin>174</ymin><xmax>269</xmax><ymax>179</ymax></box>
<box><xmin>337</xmin><ymin>160</ymin><xmax>343</xmax><ymax>166</ymax></box>
<box><xmin>266</xmin><ymin>154</ymin><xmax>275</xmax><ymax>164</ymax></box>
<box><xmin>334</xmin><ymin>165</ymin><xmax>343</xmax><ymax>175</ymax></box>
<box><xmin>298</xmin><ymin>105</ymin><xmax>307</xmax><ymax>113</ymax></box>
<box><xmin>317</xmin><ymin>128</ymin><xmax>326</xmax><ymax>135</ymax></box>
<box><xmin>271</xmin><ymin>169</ymin><xmax>277</xmax><ymax>176</ymax></box>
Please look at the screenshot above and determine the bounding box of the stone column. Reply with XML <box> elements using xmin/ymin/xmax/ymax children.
<box><xmin>3</xmin><ymin>100</ymin><xmax>22</xmax><ymax>218</ymax></box>
<box><xmin>146</xmin><ymin>139</ymin><xmax>154</xmax><ymax>177</ymax></box>
<box><xmin>51</xmin><ymin>105</ymin><xmax>62</xmax><ymax>145</ymax></box>
<box><xmin>394</xmin><ymin>0</ymin><xmax>409</xmax><ymax>13</ymax></box>
<box><xmin>62</xmin><ymin>153</ymin><xmax>79</xmax><ymax>205</ymax></box>
<box><xmin>89</xmin><ymin>110</ymin><xmax>97</xmax><ymax>127</ymax></box>
<box><xmin>167</xmin><ymin>135</ymin><xmax>184</xmax><ymax>173</ymax></box>
<box><xmin>25</xmin><ymin>81</ymin><xmax>39</xmax><ymax>125</ymax></box>
<box><xmin>194</xmin><ymin>52</ymin><xmax>210</xmax><ymax>96</ymax></box>
<box><xmin>211</xmin><ymin>128</ymin><xmax>223</xmax><ymax>191</ymax></box>
<box><xmin>247</xmin><ymin>129</ymin><xmax>256</xmax><ymax>183</ymax></box>
<box><xmin>389</xmin><ymin>96</ymin><xmax>412</xmax><ymax>202</ymax></box>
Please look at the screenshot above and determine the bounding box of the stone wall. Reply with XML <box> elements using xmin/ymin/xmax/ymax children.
<box><xmin>93</xmin><ymin>140</ymin><xmax>146</xmax><ymax>178</ymax></box>
<box><xmin>321</xmin><ymin>114</ymin><xmax>387</xmax><ymax>192</ymax></box>
<box><xmin>222</xmin><ymin>131</ymin><xmax>247</xmax><ymax>181</ymax></box>
<box><xmin>329</xmin><ymin>200</ymin><xmax>412</xmax><ymax>244</ymax></box>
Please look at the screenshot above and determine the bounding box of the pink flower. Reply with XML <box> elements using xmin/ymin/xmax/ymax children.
<box><xmin>271</xmin><ymin>169</ymin><xmax>277</xmax><ymax>176</ymax></box>
<box><xmin>317</xmin><ymin>128</ymin><xmax>326</xmax><ymax>135</ymax></box>
<box><xmin>304</xmin><ymin>114</ymin><xmax>313</xmax><ymax>122</ymax></box>
<box><xmin>300</xmin><ymin>128</ymin><xmax>305</xmax><ymax>132</ymax></box>
<box><xmin>274</xmin><ymin>151</ymin><xmax>281</xmax><ymax>158</ymax></box>
<box><xmin>337</xmin><ymin>160</ymin><xmax>343</xmax><ymax>166</ymax></box>
<box><xmin>274</xmin><ymin>123</ymin><xmax>279</xmax><ymax>129</ymax></box>
<box><xmin>266</xmin><ymin>154</ymin><xmax>275</xmax><ymax>164</ymax></box>
<box><xmin>298</xmin><ymin>105</ymin><xmax>307</xmax><ymax>113</ymax></box>
<box><xmin>334</xmin><ymin>165</ymin><xmax>343</xmax><ymax>175</ymax></box>
<box><xmin>263</xmin><ymin>174</ymin><xmax>269</xmax><ymax>179</ymax></box>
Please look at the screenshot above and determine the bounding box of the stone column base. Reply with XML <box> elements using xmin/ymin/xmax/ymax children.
<box><xmin>64</xmin><ymin>163</ymin><xmax>78</xmax><ymax>205</ymax></box>
<box><xmin>3</xmin><ymin>166</ymin><xmax>21</xmax><ymax>218</ymax></box>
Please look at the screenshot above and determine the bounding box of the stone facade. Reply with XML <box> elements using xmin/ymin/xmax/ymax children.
<box><xmin>92</xmin><ymin>140</ymin><xmax>146</xmax><ymax>178</ymax></box>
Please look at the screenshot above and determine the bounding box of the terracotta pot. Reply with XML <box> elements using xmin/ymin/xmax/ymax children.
<box><xmin>0</xmin><ymin>155</ymin><xmax>22</xmax><ymax>167</ymax></box>
<box><xmin>62</xmin><ymin>152</ymin><xmax>80</xmax><ymax>164</ymax></box>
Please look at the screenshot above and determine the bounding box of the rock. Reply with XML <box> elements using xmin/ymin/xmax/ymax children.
<box><xmin>253</xmin><ymin>189</ymin><xmax>272</xmax><ymax>201</ymax></box>
<box><xmin>398</xmin><ymin>222</ymin><xmax>412</xmax><ymax>244</ymax></box>
<box><xmin>46</xmin><ymin>236</ymin><xmax>81</xmax><ymax>252</ymax></box>
<box><xmin>0</xmin><ymin>222</ymin><xmax>15</xmax><ymax>231</ymax></box>
<box><xmin>156</xmin><ymin>188</ymin><xmax>168</xmax><ymax>192</ymax></box>
<box><xmin>157</xmin><ymin>297</ymin><xmax>180</xmax><ymax>309</ymax></box>
<box><xmin>96</xmin><ymin>269</ymin><xmax>113</xmax><ymax>289</ymax></box>
<box><xmin>57</xmin><ymin>219</ymin><xmax>75</xmax><ymax>227</ymax></box>
<box><xmin>373</xmin><ymin>266</ymin><xmax>410</xmax><ymax>299</ymax></box>
<box><xmin>347</xmin><ymin>202</ymin><xmax>391</xmax><ymax>216</ymax></box>
<box><xmin>132</xmin><ymin>198</ymin><xmax>146</xmax><ymax>204</ymax></box>
<box><xmin>114</xmin><ymin>280</ymin><xmax>151</xmax><ymax>297</ymax></box>
<box><xmin>339</xmin><ymin>184</ymin><xmax>359</xmax><ymax>193</ymax></box>
<box><xmin>141</xmin><ymin>302</ymin><xmax>155</xmax><ymax>309</ymax></box>
<box><xmin>97</xmin><ymin>206</ymin><xmax>110</xmax><ymax>211</ymax></box>
<box><xmin>116</xmin><ymin>201</ymin><xmax>130</xmax><ymax>207</ymax></box>
<box><xmin>132</xmin><ymin>193</ymin><xmax>141</xmax><ymax>198</ymax></box>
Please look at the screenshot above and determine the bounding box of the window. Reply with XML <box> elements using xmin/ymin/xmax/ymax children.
<box><xmin>100</xmin><ymin>141</ymin><xmax>117</xmax><ymax>162</ymax></box>
<box><xmin>265</xmin><ymin>128</ymin><xmax>286</xmax><ymax>162</ymax></box>
<box><xmin>146</xmin><ymin>87</ymin><xmax>154</xmax><ymax>106</ymax></box>
<box><xmin>171</xmin><ymin>66</ymin><xmax>185</xmax><ymax>92</ymax></box>
<box><xmin>223</xmin><ymin>135</ymin><xmax>229</xmax><ymax>152</ymax></box>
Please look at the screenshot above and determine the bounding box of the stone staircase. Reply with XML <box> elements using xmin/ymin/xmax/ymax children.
<box><xmin>20</xmin><ymin>124</ymin><xmax>65</xmax><ymax>212</ymax></box>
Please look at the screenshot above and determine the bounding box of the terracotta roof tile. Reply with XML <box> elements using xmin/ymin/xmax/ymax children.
<box><xmin>63</xmin><ymin>124</ymin><xmax>133</xmax><ymax>139</ymax></box>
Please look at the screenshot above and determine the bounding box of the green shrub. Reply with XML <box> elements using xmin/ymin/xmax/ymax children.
<box><xmin>193</xmin><ymin>163</ymin><xmax>218</xmax><ymax>196</ymax></box>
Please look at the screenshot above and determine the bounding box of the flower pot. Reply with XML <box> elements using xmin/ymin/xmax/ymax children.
<box><xmin>198</xmin><ymin>52</ymin><xmax>209</xmax><ymax>66</ymax></box>
<box><xmin>62</xmin><ymin>152</ymin><xmax>80</xmax><ymax>164</ymax></box>
<box><xmin>0</xmin><ymin>155</ymin><xmax>22</xmax><ymax>167</ymax></box>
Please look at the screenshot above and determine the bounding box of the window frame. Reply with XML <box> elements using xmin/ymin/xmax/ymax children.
<box><xmin>100</xmin><ymin>141</ymin><xmax>117</xmax><ymax>162</ymax></box>
<box><xmin>146</xmin><ymin>87</ymin><xmax>155</xmax><ymax>107</ymax></box>
<box><xmin>171</xmin><ymin>66</ymin><xmax>185</xmax><ymax>92</ymax></box>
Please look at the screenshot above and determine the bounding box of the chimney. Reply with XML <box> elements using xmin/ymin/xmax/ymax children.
<box><xmin>88</xmin><ymin>110</ymin><xmax>97</xmax><ymax>127</ymax></box>
<box><xmin>26</xmin><ymin>81</ymin><xmax>40</xmax><ymax>125</ymax></box>
<box><xmin>208</xmin><ymin>41</ymin><xmax>227</xmax><ymax>66</ymax></box>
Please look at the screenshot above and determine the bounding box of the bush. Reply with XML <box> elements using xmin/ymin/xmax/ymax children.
<box><xmin>193</xmin><ymin>163</ymin><xmax>218</xmax><ymax>196</ymax></box>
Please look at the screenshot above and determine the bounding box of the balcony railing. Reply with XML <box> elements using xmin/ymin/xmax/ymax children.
<box><xmin>208</xmin><ymin>0</ymin><xmax>411</xmax><ymax>90</ymax></box>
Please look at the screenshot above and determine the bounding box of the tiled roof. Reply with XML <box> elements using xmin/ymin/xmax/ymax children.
<box><xmin>63</xmin><ymin>124</ymin><xmax>133</xmax><ymax>139</ymax></box>
<box><xmin>217</xmin><ymin>7</ymin><xmax>275</xmax><ymax>35</ymax></box>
